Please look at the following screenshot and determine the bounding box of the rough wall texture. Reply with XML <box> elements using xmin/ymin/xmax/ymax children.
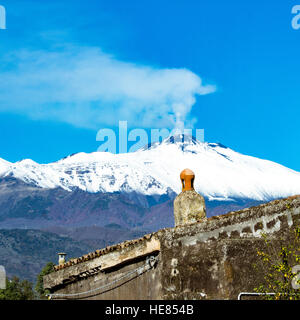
<box><xmin>51</xmin><ymin>254</ymin><xmax>161</xmax><ymax>300</ymax></box>
<box><xmin>44</xmin><ymin>195</ymin><xmax>300</xmax><ymax>300</ymax></box>
<box><xmin>44</xmin><ymin>235</ymin><xmax>161</xmax><ymax>300</ymax></box>
<box><xmin>158</xmin><ymin>195</ymin><xmax>300</xmax><ymax>299</ymax></box>
<box><xmin>174</xmin><ymin>190</ymin><xmax>206</xmax><ymax>226</ymax></box>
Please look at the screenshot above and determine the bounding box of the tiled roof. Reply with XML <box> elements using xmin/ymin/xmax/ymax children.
<box><xmin>54</xmin><ymin>232</ymin><xmax>156</xmax><ymax>271</ymax></box>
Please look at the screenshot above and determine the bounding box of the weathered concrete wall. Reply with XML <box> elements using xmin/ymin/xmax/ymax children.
<box><xmin>44</xmin><ymin>195</ymin><xmax>300</xmax><ymax>300</ymax></box>
<box><xmin>51</xmin><ymin>254</ymin><xmax>161</xmax><ymax>300</ymax></box>
<box><xmin>44</xmin><ymin>234</ymin><xmax>162</xmax><ymax>300</ymax></box>
<box><xmin>158</xmin><ymin>195</ymin><xmax>300</xmax><ymax>299</ymax></box>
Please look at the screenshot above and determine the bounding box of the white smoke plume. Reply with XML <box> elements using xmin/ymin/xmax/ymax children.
<box><xmin>0</xmin><ymin>46</ymin><xmax>216</xmax><ymax>130</ymax></box>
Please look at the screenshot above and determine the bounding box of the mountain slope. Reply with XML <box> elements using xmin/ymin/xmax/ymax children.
<box><xmin>0</xmin><ymin>134</ymin><xmax>299</xmax><ymax>202</ymax></box>
<box><xmin>0</xmin><ymin>226</ymin><xmax>150</xmax><ymax>282</ymax></box>
<box><xmin>0</xmin><ymin>229</ymin><xmax>95</xmax><ymax>282</ymax></box>
<box><xmin>0</xmin><ymin>176</ymin><xmax>175</xmax><ymax>229</ymax></box>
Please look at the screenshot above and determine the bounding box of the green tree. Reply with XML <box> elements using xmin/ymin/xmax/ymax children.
<box><xmin>254</xmin><ymin>225</ymin><xmax>300</xmax><ymax>300</ymax></box>
<box><xmin>0</xmin><ymin>276</ymin><xmax>35</xmax><ymax>300</ymax></box>
<box><xmin>35</xmin><ymin>261</ymin><xmax>55</xmax><ymax>299</ymax></box>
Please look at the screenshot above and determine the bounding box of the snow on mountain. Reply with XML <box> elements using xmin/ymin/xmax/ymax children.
<box><xmin>1</xmin><ymin>134</ymin><xmax>300</xmax><ymax>201</ymax></box>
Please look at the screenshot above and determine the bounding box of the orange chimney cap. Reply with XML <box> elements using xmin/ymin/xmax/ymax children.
<box><xmin>180</xmin><ymin>168</ymin><xmax>195</xmax><ymax>179</ymax></box>
<box><xmin>180</xmin><ymin>169</ymin><xmax>195</xmax><ymax>191</ymax></box>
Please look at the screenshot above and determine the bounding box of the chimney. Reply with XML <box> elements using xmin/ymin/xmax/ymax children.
<box><xmin>0</xmin><ymin>265</ymin><xmax>6</xmax><ymax>290</ymax></box>
<box><xmin>58</xmin><ymin>253</ymin><xmax>67</xmax><ymax>265</ymax></box>
<box><xmin>174</xmin><ymin>169</ymin><xmax>206</xmax><ymax>227</ymax></box>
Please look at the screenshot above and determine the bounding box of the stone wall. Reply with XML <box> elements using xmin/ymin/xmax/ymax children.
<box><xmin>44</xmin><ymin>195</ymin><xmax>300</xmax><ymax>300</ymax></box>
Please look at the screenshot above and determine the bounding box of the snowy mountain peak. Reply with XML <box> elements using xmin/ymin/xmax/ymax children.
<box><xmin>16</xmin><ymin>159</ymin><xmax>39</xmax><ymax>166</ymax></box>
<box><xmin>0</xmin><ymin>136</ymin><xmax>299</xmax><ymax>202</ymax></box>
<box><xmin>207</xmin><ymin>142</ymin><xmax>228</xmax><ymax>149</ymax></box>
<box><xmin>163</xmin><ymin>134</ymin><xmax>199</xmax><ymax>145</ymax></box>
<box><xmin>141</xmin><ymin>133</ymin><xmax>201</xmax><ymax>151</ymax></box>
<box><xmin>141</xmin><ymin>134</ymin><xmax>229</xmax><ymax>154</ymax></box>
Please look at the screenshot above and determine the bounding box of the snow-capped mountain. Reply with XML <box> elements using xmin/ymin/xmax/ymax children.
<box><xmin>1</xmin><ymin>134</ymin><xmax>300</xmax><ymax>202</ymax></box>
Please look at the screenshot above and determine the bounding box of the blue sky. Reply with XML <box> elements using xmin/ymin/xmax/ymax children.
<box><xmin>0</xmin><ymin>0</ymin><xmax>300</xmax><ymax>171</ymax></box>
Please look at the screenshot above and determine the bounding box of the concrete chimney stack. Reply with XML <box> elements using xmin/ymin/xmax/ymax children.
<box><xmin>174</xmin><ymin>169</ymin><xmax>206</xmax><ymax>227</ymax></box>
<box><xmin>0</xmin><ymin>265</ymin><xmax>6</xmax><ymax>290</ymax></box>
<box><xmin>58</xmin><ymin>253</ymin><xmax>67</xmax><ymax>265</ymax></box>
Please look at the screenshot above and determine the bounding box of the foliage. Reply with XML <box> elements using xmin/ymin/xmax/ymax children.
<box><xmin>35</xmin><ymin>261</ymin><xmax>55</xmax><ymax>299</ymax></box>
<box><xmin>254</xmin><ymin>225</ymin><xmax>300</xmax><ymax>300</ymax></box>
<box><xmin>0</xmin><ymin>276</ymin><xmax>35</xmax><ymax>300</ymax></box>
